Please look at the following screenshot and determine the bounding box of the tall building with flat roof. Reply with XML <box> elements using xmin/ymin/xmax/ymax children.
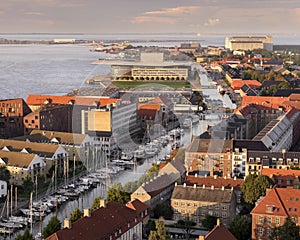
<box><xmin>225</xmin><ymin>36</ymin><xmax>273</xmax><ymax>52</ymax></box>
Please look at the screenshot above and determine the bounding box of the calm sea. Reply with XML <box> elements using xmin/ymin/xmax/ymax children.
<box><xmin>0</xmin><ymin>34</ymin><xmax>299</xmax><ymax>100</ymax></box>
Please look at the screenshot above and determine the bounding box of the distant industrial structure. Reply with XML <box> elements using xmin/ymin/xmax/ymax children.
<box><xmin>96</xmin><ymin>52</ymin><xmax>193</xmax><ymax>81</ymax></box>
<box><xmin>225</xmin><ymin>36</ymin><xmax>273</xmax><ymax>52</ymax></box>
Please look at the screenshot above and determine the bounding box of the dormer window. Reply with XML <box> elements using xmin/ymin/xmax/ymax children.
<box><xmin>266</xmin><ymin>205</ymin><xmax>274</xmax><ymax>213</ymax></box>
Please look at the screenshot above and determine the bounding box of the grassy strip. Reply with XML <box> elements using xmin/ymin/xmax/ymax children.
<box><xmin>112</xmin><ymin>81</ymin><xmax>191</xmax><ymax>89</ymax></box>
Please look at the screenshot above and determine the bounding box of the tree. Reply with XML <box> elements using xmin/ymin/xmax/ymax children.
<box><xmin>16</xmin><ymin>227</ymin><xmax>34</xmax><ymax>240</ymax></box>
<box><xmin>241</xmin><ymin>174</ymin><xmax>273</xmax><ymax>205</ymax></box>
<box><xmin>153</xmin><ymin>203</ymin><xmax>173</xmax><ymax>220</ymax></box>
<box><xmin>0</xmin><ymin>165</ymin><xmax>10</xmax><ymax>182</ymax></box>
<box><xmin>70</xmin><ymin>207</ymin><xmax>83</xmax><ymax>223</ymax></box>
<box><xmin>123</xmin><ymin>181</ymin><xmax>138</xmax><ymax>194</ymax></box>
<box><xmin>42</xmin><ymin>216</ymin><xmax>61</xmax><ymax>239</ymax></box>
<box><xmin>201</xmin><ymin>215</ymin><xmax>218</xmax><ymax>231</ymax></box>
<box><xmin>22</xmin><ymin>175</ymin><xmax>33</xmax><ymax>193</ymax></box>
<box><xmin>270</xmin><ymin>217</ymin><xmax>300</xmax><ymax>240</ymax></box>
<box><xmin>91</xmin><ymin>197</ymin><xmax>102</xmax><ymax>211</ymax></box>
<box><xmin>176</xmin><ymin>216</ymin><xmax>197</xmax><ymax>240</ymax></box>
<box><xmin>156</xmin><ymin>217</ymin><xmax>170</xmax><ymax>240</ymax></box>
<box><xmin>106</xmin><ymin>182</ymin><xmax>130</xmax><ymax>204</ymax></box>
<box><xmin>229</xmin><ymin>215</ymin><xmax>251</xmax><ymax>240</ymax></box>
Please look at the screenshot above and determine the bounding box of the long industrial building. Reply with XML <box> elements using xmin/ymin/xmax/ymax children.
<box><xmin>225</xmin><ymin>36</ymin><xmax>273</xmax><ymax>51</ymax></box>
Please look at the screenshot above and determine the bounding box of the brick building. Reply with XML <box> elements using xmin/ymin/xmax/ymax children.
<box><xmin>0</xmin><ymin>98</ymin><xmax>31</xmax><ymax>138</ymax></box>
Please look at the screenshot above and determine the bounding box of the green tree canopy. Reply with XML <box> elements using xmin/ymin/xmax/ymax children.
<box><xmin>91</xmin><ymin>196</ymin><xmax>103</xmax><ymax>211</ymax></box>
<box><xmin>70</xmin><ymin>207</ymin><xmax>83</xmax><ymax>223</ymax></box>
<box><xmin>201</xmin><ymin>215</ymin><xmax>218</xmax><ymax>231</ymax></box>
<box><xmin>106</xmin><ymin>182</ymin><xmax>130</xmax><ymax>204</ymax></box>
<box><xmin>153</xmin><ymin>203</ymin><xmax>173</xmax><ymax>220</ymax></box>
<box><xmin>0</xmin><ymin>165</ymin><xmax>10</xmax><ymax>182</ymax></box>
<box><xmin>229</xmin><ymin>215</ymin><xmax>251</xmax><ymax>240</ymax></box>
<box><xmin>42</xmin><ymin>216</ymin><xmax>61</xmax><ymax>239</ymax></box>
<box><xmin>241</xmin><ymin>174</ymin><xmax>273</xmax><ymax>205</ymax></box>
<box><xmin>270</xmin><ymin>217</ymin><xmax>300</xmax><ymax>240</ymax></box>
<box><xmin>16</xmin><ymin>227</ymin><xmax>34</xmax><ymax>240</ymax></box>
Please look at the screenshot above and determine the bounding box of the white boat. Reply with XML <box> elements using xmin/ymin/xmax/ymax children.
<box><xmin>133</xmin><ymin>149</ymin><xmax>146</xmax><ymax>160</ymax></box>
<box><xmin>182</xmin><ymin>118</ymin><xmax>192</xmax><ymax>128</ymax></box>
<box><xmin>121</xmin><ymin>151</ymin><xmax>134</xmax><ymax>161</ymax></box>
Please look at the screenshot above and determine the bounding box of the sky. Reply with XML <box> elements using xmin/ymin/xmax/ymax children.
<box><xmin>0</xmin><ymin>0</ymin><xmax>300</xmax><ymax>34</ymax></box>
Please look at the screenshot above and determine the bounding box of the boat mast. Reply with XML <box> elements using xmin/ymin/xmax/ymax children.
<box><xmin>7</xmin><ymin>189</ymin><xmax>9</xmax><ymax>218</ymax></box>
<box><xmin>30</xmin><ymin>192</ymin><xmax>33</xmax><ymax>234</ymax></box>
<box><xmin>15</xmin><ymin>186</ymin><xmax>17</xmax><ymax>212</ymax></box>
<box><xmin>10</xmin><ymin>185</ymin><xmax>13</xmax><ymax>217</ymax></box>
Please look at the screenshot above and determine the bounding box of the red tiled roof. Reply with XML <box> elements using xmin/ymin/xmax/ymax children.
<box><xmin>126</xmin><ymin>199</ymin><xmax>149</xmax><ymax>214</ymax></box>
<box><xmin>251</xmin><ymin>187</ymin><xmax>300</xmax><ymax>217</ymax></box>
<box><xmin>186</xmin><ymin>176</ymin><xmax>243</xmax><ymax>190</ymax></box>
<box><xmin>138</xmin><ymin>103</ymin><xmax>161</xmax><ymax>111</ymax></box>
<box><xmin>261</xmin><ymin>168</ymin><xmax>300</xmax><ymax>187</ymax></box>
<box><xmin>231</xmin><ymin>80</ymin><xmax>261</xmax><ymax>91</ymax></box>
<box><xmin>204</xmin><ymin>222</ymin><xmax>237</xmax><ymax>240</ymax></box>
<box><xmin>26</xmin><ymin>95</ymin><xmax>75</xmax><ymax>105</ymax></box>
<box><xmin>241</xmin><ymin>96</ymin><xmax>289</xmax><ymax>109</ymax></box>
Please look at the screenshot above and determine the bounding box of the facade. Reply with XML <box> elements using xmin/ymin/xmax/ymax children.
<box><xmin>0</xmin><ymin>150</ymin><xmax>46</xmax><ymax>185</ymax></box>
<box><xmin>232</xmin><ymin>147</ymin><xmax>247</xmax><ymax>177</ymax></box>
<box><xmin>24</xmin><ymin>105</ymin><xmax>73</xmax><ymax>135</ymax></box>
<box><xmin>185</xmin><ymin>138</ymin><xmax>233</xmax><ymax>177</ymax></box>
<box><xmin>158</xmin><ymin>158</ymin><xmax>186</xmax><ymax>184</ymax></box>
<box><xmin>171</xmin><ymin>184</ymin><xmax>236</xmax><ymax>226</ymax></box>
<box><xmin>251</xmin><ymin>187</ymin><xmax>300</xmax><ymax>240</ymax></box>
<box><xmin>131</xmin><ymin>173</ymin><xmax>174</xmax><ymax>209</ymax></box>
<box><xmin>261</xmin><ymin>168</ymin><xmax>300</xmax><ymax>188</ymax></box>
<box><xmin>246</xmin><ymin>151</ymin><xmax>300</xmax><ymax>176</ymax></box>
<box><xmin>185</xmin><ymin>175</ymin><xmax>243</xmax><ymax>208</ymax></box>
<box><xmin>0</xmin><ymin>180</ymin><xmax>7</xmax><ymax>198</ymax></box>
<box><xmin>225</xmin><ymin>36</ymin><xmax>273</xmax><ymax>51</ymax></box>
<box><xmin>46</xmin><ymin>200</ymin><xmax>149</xmax><ymax>240</ymax></box>
<box><xmin>82</xmin><ymin>100</ymin><xmax>138</xmax><ymax>157</ymax></box>
<box><xmin>0</xmin><ymin>139</ymin><xmax>68</xmax><ymax>174</ymax></box>
<box><xmin>108</xmin><ymin>52</ymin><xmax>192</xmax><ymax>81</ymax></box>
<box><xmin>15</xmin><ymin>130</ymin><xmax>93</xmax><ymax>161</ymax></box>
<box><xmin>0</xmin><ymin>98</ymin><xmax>32</xmax><ymax>138</ymax></box>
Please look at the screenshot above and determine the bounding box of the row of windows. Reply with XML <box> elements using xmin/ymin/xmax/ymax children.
<box><xmin>173</xmin><ymin>202</ymin><xmax>228</xmax><ymax>210</ymax></box>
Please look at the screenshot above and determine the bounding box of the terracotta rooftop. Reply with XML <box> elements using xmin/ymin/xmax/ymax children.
<box><xmin>26</xmin><ymin>95</ymin><xmax>75</xmax><ymax>105</ymax></box>
<box><xmin>202</xmin><ymin>222</ymin><xmax>237</xmax><ymax>240</ymax></box>
<box><xmin>126</xmin><ymin>199</ymin><xmax>149</xmax><ymax>214</ymax></box>
<box><xmin>185</xmin><ymin>176</ymin><xmax>243</xmax><ymax>190</ymax></box>
<box><xmin>231</xmin><ymin>80</ymin><xmax>261</xmax><ymax>91</ymax></box>
<box><xmin>251</xmin><ymin>187</ymin><xmax>300</xmax><ymax>217</ymax></box>
<box><xmin>241</xmin><ymin>96</ymin><xmax>289</xmax><ymax>109</ymax></box>
<box><xmin>138</xmin><ymin>103</ymin><xmax>161</xmax><ymax>111</ymax></box>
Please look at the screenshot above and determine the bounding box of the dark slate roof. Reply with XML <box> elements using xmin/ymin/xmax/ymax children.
<box><xmin>274</xmin><ymin>89</ymin><xmax>300</xmax><ymax>97</ymax></box>
<box><xmin>233</xmin><ymin>140</ymin><xmax>268</xmax><ymax>151</ymax></box>
<box><xmin>171</xmin><ymin>185</ymin><xmax>233</xmax><ymax>203</ymax></box>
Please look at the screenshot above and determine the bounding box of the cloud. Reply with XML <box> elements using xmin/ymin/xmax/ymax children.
<box><xmin>131</xmin><ymin>16</ymin><xmax>177</xmax><ymax>24</ymax></box>
<box><xmin>204</xmin><ymin>18</ymin><xmax>220</xmax><ymax>26</ymax></box>
<box><xmin>144</xmin><ymin>6</ymin><xmax>201</xmax><ymax>17</ymax></box>
<box><xmin>24</xmin><ymin>11</ymin><xmax>44</xmax><ymax>16</ymax></box>
<box><xmin>131</xmin><ymin>5</ymin><xmax>200</xmax><ymax>25</ymax></box>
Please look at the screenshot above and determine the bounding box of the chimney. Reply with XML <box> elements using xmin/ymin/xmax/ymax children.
<box><xmin>195</xmin><ymin>173</ymin><xmax>198</xmax><ymax>178</ymax></box>
<box><xmin>84</xmin><ymin>208</ymin><xmax>91</xmax><ymax>217</ymax></box>
<box><xmin>224</xmin><ymin>176</ymin><xmax>227</xmax><ymax>179</ymax></box>
<box><xmin>175</xmin><ymin>182</ymin><xmax>178</xmax><ymax>187</ymax></box>
<box><xmin>64</xmin><ymin>218</ymin><xmax>71</xmax><ymax>229</ymax></box>
<box><xmin>214</xmin><ymin>175</ymin><xmax>217</xmax><ymax>179</ymax></box>
<box><xmin>193</xmin><ymin>184</ymin><xmax>197</xmax><ymax>188</ymax></box>
<box><xmin>202</xmin><ymin>184</ymin><xmax>205</xmax><ymax>189</ymax></box>
<box><xmin>100</xmin><ymin>199</ymin><xmax>106</xmax><ymax>208</ymax></box>
<box><xmin>204</xmin><ymin>174</ymin><xmax>207</xmax><ymax>178</ymax></box>
<box><xmin>211</xmin><ymin>185</ymin><xmax>214</xmax><ymax>190</ymax></box>
<box><xmin>199</xmin><ymin>236</ymin><xmax>205</xmax><ymax>240</ymax></box>
<box><xmin>222</xmin><ymin>186</ymin><xmax>224</xmax><ymax>191</ymax></box>
<box><xmin>234</xmin><ymin>176</ymin><xmax>237</xmax><ymax>180</ymax></box>
<box><xmin>217</xmin><ymin>218</ymin><xmax>221</xmax><ymax>226</ymax></box>
<box><xmin>183</xmin><ymin>183</ymin><xmax>186</xmax><ymax>187</ymax></box>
